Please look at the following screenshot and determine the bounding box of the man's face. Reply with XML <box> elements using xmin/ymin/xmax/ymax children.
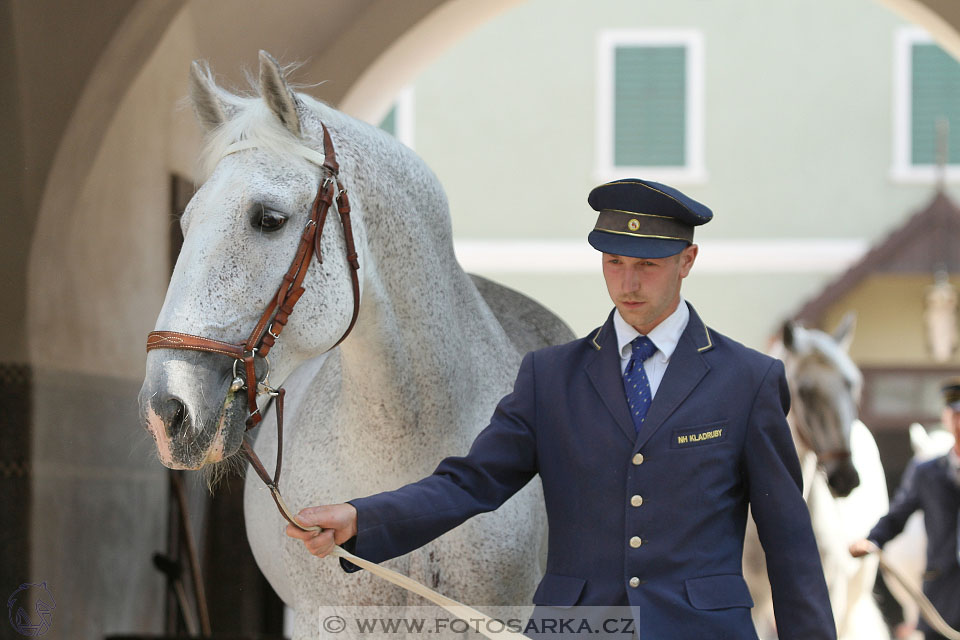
<box><xmin>944</xmin><ymin>405</ymin><xmax>960</xmax><ymax>454</ymax></box>
<box><xmin>602</xmin><ymin>245</ymin><xmax>698</xmax><ymax>334</ymax></box>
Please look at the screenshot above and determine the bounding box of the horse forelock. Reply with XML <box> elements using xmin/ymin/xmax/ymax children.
<box><xmin>198</xmin><ymin>95</ymin><xmax>317</xmax><ymax>179</ymax></box>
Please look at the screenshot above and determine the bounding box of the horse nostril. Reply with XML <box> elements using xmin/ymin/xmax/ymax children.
<box><xmin>827</xmin><ymin>466</ymin><xmax>860</xmax><ymax>498</ymax></box>
<box><xmin>163</xmin><ymin>397</ymin><xmax>190</xmax><ymax>438</ymax></box>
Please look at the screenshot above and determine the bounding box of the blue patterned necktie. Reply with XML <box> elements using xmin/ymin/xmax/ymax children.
<box><xmin>623</xmin><ymin>336</ymin><xmax>658</xmax><ymax>433</ymax></box>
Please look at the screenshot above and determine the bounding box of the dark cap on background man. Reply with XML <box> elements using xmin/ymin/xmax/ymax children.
<box><xmin>941</xmin><ymin>377</ymin><xmax>960</xmax><ymax>410</ymax></box>
<box><xmin>587</xmin><ymin>178</ymin><xmax>713</xmax><ymax>259</ymax></box>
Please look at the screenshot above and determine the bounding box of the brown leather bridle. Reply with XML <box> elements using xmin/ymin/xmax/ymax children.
<box><xmin>146</xmin><ymin>123</ymin><xmax>359</xmax><ymax>529</ymax></box>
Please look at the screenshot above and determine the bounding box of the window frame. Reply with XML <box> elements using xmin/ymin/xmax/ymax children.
<box><xmin>892</xmin><ymin>27</ymin><xmax>960</xmax><ymax>183</ymax></box>
<box><xmin>378</xmin><ymin>86</ymin><xmax>416</xmax><ymax>149</ymax></box>
<box><xmin>595</xmin><ymin>29</ymin><xmax>706</xmax><ymax>184</ymax></box>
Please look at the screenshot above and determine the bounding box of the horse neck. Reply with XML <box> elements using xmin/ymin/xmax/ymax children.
<box><xmin>335</xmin><ymin>143</ymin><xmax>512</xmax><ymax>393</ymax></box>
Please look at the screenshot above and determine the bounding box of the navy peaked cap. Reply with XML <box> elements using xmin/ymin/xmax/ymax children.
<box><xmin>942</xmin><ymin>376</ymin><xmax>960</xmax><ymax>408</ymax></box>
<box><xmin>587</xmin><ymin>178</ymin><xmax>713</xmax><ymax>258</ymax></box>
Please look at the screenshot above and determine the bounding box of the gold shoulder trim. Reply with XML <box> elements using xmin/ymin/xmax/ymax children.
<box><xmin>697</xmin><ymin>326</ymin><xmax>714</xmax><ymax>352</ymax></box>
<box><xmin>591</xmin><ymin>326</ymin><xmax>603</xmax><ymax>350</ymax></box>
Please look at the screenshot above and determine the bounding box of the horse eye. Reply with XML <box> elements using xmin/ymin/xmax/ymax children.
<box><xmin>252</xmin><ymin>205</ymin><xmax>287</xmax><ymax>232</ymax></box>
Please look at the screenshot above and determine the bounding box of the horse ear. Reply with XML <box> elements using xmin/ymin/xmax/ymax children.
<box><xmin>781</xmin><ymin>320</ymin><xmax>797</xmax><ymax>351</ymax></box>
<box><xmin>258</xmin><ymin>50</ymin><xmax>301</xmax><ymax>137</ymax></box>
<box><xmin>189</xmin><ymin>61</ymin><xmax>231</xmax><ymax>132</ymax></box>
<box><xmin>832</xmin><ymin>311</ymin><xmax>857</xmax><ymax>352</ymax></box>
<box><xmin>908</xmin><ymin>422</ymin><xmax>928</xmax><ymax>454</ymax></box>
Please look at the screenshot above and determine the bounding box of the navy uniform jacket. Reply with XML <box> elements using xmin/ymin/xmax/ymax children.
<box><xmin>348</xmin><ymin>305</ymin><xmax>835</xmax><ymax>639</ymax></box>
<box><xmin>869</xmin><ymin>454</ymin><xmax>960</xmax><ymax>636</ymax></box>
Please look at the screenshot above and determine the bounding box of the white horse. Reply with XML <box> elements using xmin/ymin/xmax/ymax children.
<box><xmin>745</xmin><ymin>316</ymin><xmax>890</xmax><ymax>640</ymax></box>
<box><xmin>138</xmin><ymin>52</ymin><xmax>573</xmax><ymax>638</ymax></box>
<box><xmin>882</xmin><ymin>423</ymin><xmax>956</xmax><ymax>637</ymax></box>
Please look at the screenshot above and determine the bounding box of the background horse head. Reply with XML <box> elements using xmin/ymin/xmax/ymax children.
<box><xmin>749</xmin><ymin>313</ymin><xmax>889</xmax><ymax>639</ymax></box>
<box><xmin>774</xmin><ymin>314</ymin><xmax>863</xmax><ymax>498</ymax></box>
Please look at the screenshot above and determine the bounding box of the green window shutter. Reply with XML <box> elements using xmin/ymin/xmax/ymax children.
<box><xmin>614</xmin><ymin>45</ymin><xmax>686</xmax><ymax>167</ymax></box>
<box><xmin>379</xmin><ymin>105</ymin><xmax>397</xmax><ymax>136</ymax></box>
<box><xmin>911</xmin><ymin>43</ymin><xmax>960</xmax><ymax>165</ymax></box>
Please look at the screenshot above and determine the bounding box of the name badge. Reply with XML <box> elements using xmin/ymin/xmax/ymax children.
<box><xmin>670</xmin><ymin>422</ymin><xmax>728</xmax><ymax>449</ymax></box>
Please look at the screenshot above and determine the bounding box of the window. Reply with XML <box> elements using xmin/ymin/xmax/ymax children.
<box><xmin>893</xmin><ymin>28</ymin><xmax>960</xmax><ymax>181</ymax></box>
<box><xmin>597</xmin><ymin>30</ymin><xmax>705</xmax><ymax>183</ymax></box>
<box><xmin>377</xmin><ymin>86</ymin><xmax>415</xmax><ymax>149</ymax></box>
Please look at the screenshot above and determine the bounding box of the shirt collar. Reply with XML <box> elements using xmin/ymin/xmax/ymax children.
<box><xmin>613</xmin><ymin>296</ymin><xmax>690</xmax><ymax>362</ymax></box>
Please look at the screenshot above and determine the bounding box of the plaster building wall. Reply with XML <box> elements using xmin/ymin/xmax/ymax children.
<box><xmin>822</xmin><ymin>275</ymin><xmax>960</xmax><ymax>366</ymax></box>
<box><xmin>406</xmin><ymin>0</ymin><xmax>960</xmax><ymax>348</ymax></box>
<box><xmin>25</xmin><ymin>10</ymin><xmax>203</xmax><ymax>638</ymax></box>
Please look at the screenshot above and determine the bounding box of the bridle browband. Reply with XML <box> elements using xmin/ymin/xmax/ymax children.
<box><xmin>146</xmin><ymin>123</ymin><xmax>360</xmax><ymax>529</ymax></box>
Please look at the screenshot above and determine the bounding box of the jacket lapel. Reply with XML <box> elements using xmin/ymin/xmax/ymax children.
<box><xmin>585</xmin><ymin>312</ymin><xmax>637</xmax><ymax>445</ymax></box>
<box><xmin>635</xmin><ymin>303</ymin><xmax>713</xmax><ymax>451</ymax></box>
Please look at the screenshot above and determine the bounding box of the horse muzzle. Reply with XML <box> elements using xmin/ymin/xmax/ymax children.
<box><xmin>825</xmin><ymin>457</ymin><xmax>860</xmax><ymax>498</ymax></box>
<box><xmin>139</xmin><ymin>351</ymin><xmax>250</xmax><ymax>469</ymax></box>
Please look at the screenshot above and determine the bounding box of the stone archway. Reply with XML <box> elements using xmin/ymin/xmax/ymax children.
<box><xmin>879</xmin><ymin>0</ymin><xmax>960</xmax><ymax>59</ymax></box>
<box><xmin>13</xmin><ymin>0</ymin><xmax>960</xmax><ymax>637</ymax></box>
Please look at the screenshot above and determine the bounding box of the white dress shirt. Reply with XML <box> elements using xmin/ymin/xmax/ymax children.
<box><xmin>613</xmin><ymin>297</ymin><xmax>690</xmax><ymax>399</ymax></box>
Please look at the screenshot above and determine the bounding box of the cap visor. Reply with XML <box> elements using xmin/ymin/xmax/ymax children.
<box><xmin>588</xmin><ymin>230</ymin><xmax>689</xmax><ymax>259</ymax></box>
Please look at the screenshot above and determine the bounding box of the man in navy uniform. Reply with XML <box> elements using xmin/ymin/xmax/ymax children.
<box><xmin>287</xmin><ymin>179</ymin><xmax>836</xmax><ymax>639</ymax></box>
<box><xmin>850</xmin><ymin>378</ymin><xmax>960</xmax><ymax>640</ymax></box>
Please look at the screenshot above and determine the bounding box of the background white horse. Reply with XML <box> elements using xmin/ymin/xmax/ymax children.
<box><xmin>138</xmin><ymin>52</ymin><xmax>574</xmax><ymax>638</ymax></box>
<box><xmin>745</xmin><ymin>316</ymin><xmax>890</xmax><ymax>640</ymax></box>
<box><xmin>881</xmin><ymin>423</ymin><xmax>956</xmax><ymax>638</ymax></box>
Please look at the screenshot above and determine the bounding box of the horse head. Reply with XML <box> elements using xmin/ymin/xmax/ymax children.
<box><xmin>775</xmin><ymin>313</ymin><xmax>863</xmax><ymax>498</ymax></box>
<box><xmin>138</xmin><ymin>52</ymin><xmax>369</xmax><ymax>471</ymax></box>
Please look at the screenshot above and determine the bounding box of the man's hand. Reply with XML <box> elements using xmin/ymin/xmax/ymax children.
<box><xmin>284</xmin><ymin>503</ymin><xmax>358</xmax><ymax>558</ymax></box>
<box><xmin>848</xmin><ymin>538</ymin><xmax>879</xmax><ymax>558</ymax></box>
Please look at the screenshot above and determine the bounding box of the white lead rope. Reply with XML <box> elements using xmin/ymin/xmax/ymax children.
<box><xmin>876</xmin><ymin>551</ymin><xmax>960</xmax><ymax>640</ymax></box>
<box><xmin>271</xmin><ymin>488</ymin><xmax>530</xmax><ymax>640</ymax></box>
<box><xmin>331</xmin><ymin>546</ymin><xmax>529</xmax><ymax>639</ymax></box>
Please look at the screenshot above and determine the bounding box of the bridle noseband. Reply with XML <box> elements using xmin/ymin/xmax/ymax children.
<box><xmin>146</xmin><ymin>123</ymin><xmax>360</xmax><ymax>529</ymax></box>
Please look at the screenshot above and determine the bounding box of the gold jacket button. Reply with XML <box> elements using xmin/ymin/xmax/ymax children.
<box><xmin>629</xmin><ymin>577</ymin><xmax>640</xmax><ymax>588</ymax></box>
<box><xmin>632</xmin><ymin>453</ymin><xmax>644</xmax><ymax>465</ymax></box>
<box><xmin>629</xmin><ymin>536</ymin><xmax>642</xmax><ymax>548</ymax></box>
<box><xmin>630</xmin><ymin>495</ymin><xmax>643</xmax><ymax>507</ymax></box>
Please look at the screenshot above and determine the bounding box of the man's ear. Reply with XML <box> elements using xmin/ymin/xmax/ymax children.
<box><xmin>679</xmin><ymin>244</ymin><xmax>698</xmax><ymax>277</ymax></box>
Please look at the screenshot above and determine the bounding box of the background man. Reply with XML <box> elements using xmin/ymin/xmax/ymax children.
<box><xmin>287</xmin><ymin>179</ymin><xmax>835</xmax><ymax>639</ymax></box>
<box><xmin>850</xmin><ymin>378</ymin><xmax>960</xmax><ymax>640</ymax></box>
